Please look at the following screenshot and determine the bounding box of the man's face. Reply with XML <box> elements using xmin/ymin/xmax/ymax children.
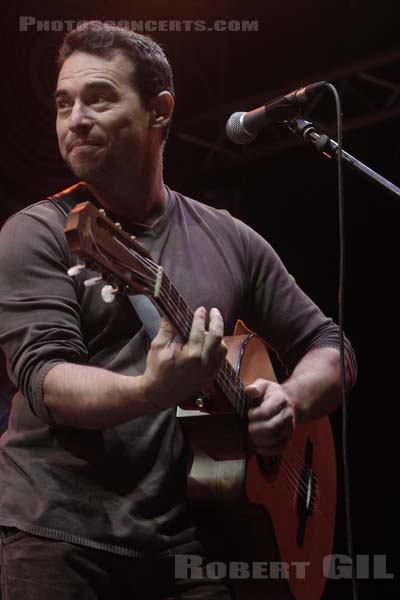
<box><xmin>55</xmin><ymin>51</ymin><xmax>152</xmax><ymax>183</ymax></box>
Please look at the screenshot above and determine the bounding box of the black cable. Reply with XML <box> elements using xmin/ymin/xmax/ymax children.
<box><xmin>325</xmin><ymin>82</ymin><xmax>358</xmax><ymax>600</ymax></box>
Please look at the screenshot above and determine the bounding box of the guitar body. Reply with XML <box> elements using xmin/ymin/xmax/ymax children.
<box><xmin>178</xmin><ymin>325</ymin><xmax>336</xmax><ymax>600</ymax></box>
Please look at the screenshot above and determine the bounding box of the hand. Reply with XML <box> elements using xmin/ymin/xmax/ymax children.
<box><xmin>140</xmin><ymin>307</ymin><xmax>227</xmax><ymax>411</ymax></box>
<box><xmin>246</xmin><ymin>379</ymin><xmax>297</xmax><ymax>456</ymax></box>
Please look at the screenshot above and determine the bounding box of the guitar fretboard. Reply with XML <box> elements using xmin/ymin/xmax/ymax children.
<box><xmin>156</xmin><ymin>271</ymin><xmax>250</xmax><ymax>421</ymax></box>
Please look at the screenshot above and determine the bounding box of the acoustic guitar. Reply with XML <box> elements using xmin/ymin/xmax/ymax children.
<box><xmin>64</xmin><ymin>201</ymin><xmax>337</xmax><ymax>600</ymax></box>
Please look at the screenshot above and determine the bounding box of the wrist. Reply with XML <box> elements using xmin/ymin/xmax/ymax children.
<box><xmin>280</xmin><ymin>379</ymin><xmax>304</xmax><ymax>423</ymax></box>
<box><xmin>138</xmin><ymin>375</ymin><xmax>164</xmax><ymax>414</ymax></box>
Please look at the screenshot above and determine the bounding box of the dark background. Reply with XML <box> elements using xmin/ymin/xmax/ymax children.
<box><xmin>0</xmin><ymin>1</ymin><xmax>399</xmax><ymax>598</ymax></box>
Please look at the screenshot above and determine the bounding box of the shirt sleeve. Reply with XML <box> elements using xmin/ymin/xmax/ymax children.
<box><xmin>0</xmin><ymin>208</ymin><xmax>88</xmax><ymax>424</ymax></box>
<box><xmin>235</xmin><ymin>218</ymin><xmax>357</xmax><ymax>386</ymax></box>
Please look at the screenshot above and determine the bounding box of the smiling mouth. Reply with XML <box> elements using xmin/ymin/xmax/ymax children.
<box><xmin>70</xmin><ymin>143</ymin><xmax>105</xmax><ymax>153</ymax></box>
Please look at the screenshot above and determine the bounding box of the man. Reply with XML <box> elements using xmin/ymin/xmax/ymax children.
<box><xmin>0</xmin><ymin>22</ymin><xmax>356</xmax><ymax>599</ymax></box>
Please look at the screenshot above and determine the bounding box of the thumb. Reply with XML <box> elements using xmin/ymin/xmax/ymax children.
<box><xmin>245</xmin><ymin>378</ymin><xmax>270</xmax><ymax>398</ymax></box>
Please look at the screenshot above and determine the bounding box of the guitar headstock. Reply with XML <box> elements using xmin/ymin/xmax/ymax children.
<box><xmin>64</xmin><ymin>201</ymin><xmax>162</xmax><ymax>300</ymax></box>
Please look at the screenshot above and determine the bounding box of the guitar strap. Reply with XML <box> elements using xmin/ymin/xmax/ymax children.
<box><xmin>50</xmin><ymin>192</ymin><xmax>162</xmax><ymax>342</ymax></box>
<box><xmin>126</xmin><ymin>294</ymin><xmax>161</xmax><ymax>341</ymax></box>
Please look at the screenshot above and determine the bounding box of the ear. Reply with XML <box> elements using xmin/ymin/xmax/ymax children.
<box><xmin>149</xmin><ymin>91</ymin><xmax>174</xmax><ymax>130</ymax></box>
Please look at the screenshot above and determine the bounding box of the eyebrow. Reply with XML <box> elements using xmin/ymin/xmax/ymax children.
<box><xmin>53</xmin><ymin>80</ymin><xmax>119</xmax><ymax>101</ymax></box>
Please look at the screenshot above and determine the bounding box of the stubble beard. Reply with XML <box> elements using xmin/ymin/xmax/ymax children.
<box><xmin>67</xmin><ymin>152</ymin><xmax>111</xmax><ymax>186</ymax></box>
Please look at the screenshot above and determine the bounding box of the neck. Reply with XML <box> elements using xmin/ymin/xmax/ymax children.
<box><xmin>86</xmin><ymin>156</ymin><xmax>168</xmax><ymax>227</ymax></box>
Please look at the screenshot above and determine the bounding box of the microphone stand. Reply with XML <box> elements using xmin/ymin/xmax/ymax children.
<box><xmin>285</xmin><ymin>118</ymin><xmax>400</xmax><ymax>200</ymax></box>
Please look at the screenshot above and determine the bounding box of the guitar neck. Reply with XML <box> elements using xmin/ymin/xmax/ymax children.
<box><xmin>155</xmin><ymin>271</ymin><xmax>249</xmax><ymax>420</ymax></box>
<box><xmin>64</xmin><ymin>200</ymin><xmax>251</xmax><ymax>421</ymax></box>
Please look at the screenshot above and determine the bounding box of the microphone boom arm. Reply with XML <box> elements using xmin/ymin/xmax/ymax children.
<box><xmin>286</xmin><ymin>118</ymin><xmax>400</xmax><ymax>200</ymax></box>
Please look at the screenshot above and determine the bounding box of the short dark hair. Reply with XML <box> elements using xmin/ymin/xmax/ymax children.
<box><xmin>57</xmin><ymin>21</ymin><xmax>174</xmax><ymax>139</ymax></box>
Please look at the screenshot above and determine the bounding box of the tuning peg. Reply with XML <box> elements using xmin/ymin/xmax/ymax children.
<box><xmin>101</xmin><ymin>284</ymin><xmax>118</xmax><ymax>303</ymax></box>
<box><xmin>67</xmin><ymin>263</ymin><xmax>86</xmax><ymax>277</ymax></box>
<box><xmin>195</xmin><ymin>397</ymin><xmax>206</xmax><ymax>409</ymax></box>
<box><xmin>83</xmin><ymin>275</ymin><xmax>103</xmax><ymax>288</ymax></box>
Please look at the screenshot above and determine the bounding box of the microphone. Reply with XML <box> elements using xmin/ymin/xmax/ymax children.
<box><xmin>225</xmin><ymin>81</ymin><xmax>327</xmax><ymax>144</ymax></box>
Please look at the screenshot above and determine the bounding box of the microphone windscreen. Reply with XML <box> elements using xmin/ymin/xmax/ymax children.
<box><xmin>225</xmin><ymin>112</ymin><xmax>257</xmax><ymax>144</ymax></box>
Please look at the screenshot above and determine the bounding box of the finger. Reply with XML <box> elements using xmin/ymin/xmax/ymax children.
<box><xmin>249</xmin><ymin>402</ymin><xmax>295</xmax><ymax>429</ymax></box>
<box><xmin>185</xmin><ymin>306</ymin><xmax>206</xmax><ymax>355</ymax></box>
<box><xmin>249</xmin><ymin>404</ymin><xmax>291</xmax><ymax>430</ymax></box>
<box><xmin>206</xmin><ymin>341</ymin><xmax>228</xmax><ymax>379</ymax></box>
<box><xmin>202</xmin><ymin>308</ymin><xmax>224</xmax><ymax>366</ymax></box>
<box><xmin>249</xmin><ymin>418</ymin><xmax>293</xmax><ymax>447</ymax></box>
<box><xmin>208</xmin><ymin>307</ymin><xmax>224</xmax><ymax>337</ymax></box>
<box><xmin>249</xmin><ymin>400</ymin><xmax>286</xmax><ymax>422</ymax></box>
<box><xmin>152</xmin><ymin>316</ymin><xmax>179</xmax><ymax>346</ymax></box>
<box><xmin>247</xmin><ymin>383</ymin><xmax>288</xmax><ymax>420</ymax></box>
<box><xmin>245</xmin><ymin>379</ymin><xmax>270</xmax><ymax>400</ymax></box>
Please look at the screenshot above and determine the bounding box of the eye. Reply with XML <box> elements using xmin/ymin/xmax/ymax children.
<box><xmin>92</xmin><ymin>95</ymin><xmax>109</xmax><ymax>104</ymax></box>
<box><xmin>56</xmin><ymin>99</ymin><xmax>71</xmax><ymax>110</ymax></box>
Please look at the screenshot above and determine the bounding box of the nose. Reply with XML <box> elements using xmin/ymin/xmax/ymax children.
<box><xmin>68</xmin><ymin>100</ymin><xmax>93</xmax><ymax>136</ymax></box>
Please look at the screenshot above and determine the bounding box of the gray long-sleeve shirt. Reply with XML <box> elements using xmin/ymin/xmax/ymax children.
<box><xmin>0</xmin><ymin>183</ymin><xmax>356</xmax><ymax>556</ymax></box>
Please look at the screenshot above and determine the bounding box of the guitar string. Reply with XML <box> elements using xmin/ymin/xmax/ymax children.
<box><xmin>278</xmin><ymin>463</ymin><xmax>302</xmax><ymax>509</ymax></box>
<box><xmin>152</xmin><ymin>270</ymin><xmax>327</xmax><ymax>515</ymax></box>
<box><xmin>155</xmin><ymin>281</ymin><xmax>249</xmax><ymax>407</ymax></box>
<box><xmin>105</xmin><ymin>244</ymin><xmax>251</xmax><ymax>416</ymax></box>
<box><xmin>265</xmin><ymin>452</ymin><xmax>318</xmax><ymax>510</ymax></box>
<box><xmin>272</xmin><ymin>472</ymin><xmax>297</xmax><ymax>507</ymax></box>
<box><xmin>251</xmin><ymin>456</ymin><xmax>323</xmax><ymax>518</ymax></box>
<box><xmin>93</xmin><ymin>236</ymin><xmax>158</xmax><ymax>291</ymax></box>
<box><xmin>108</xmin><ymin>239</ymin><xmax>324</xmax><ymax>509</ymax></box>
<box><xmin>90</xmin><ymin>234</ymin><xmax>328</xmax><ymax>516</ymax></box>
<box><xmin>124</xmin><ymin>252</ymin><xmax>326</xmax><ymax>512</ymax></box>
<box><xmin>155</xmin><ymin>277</ymin><xmax>325</xmax><ymax>509</ymax></box>
<box><xmin>275</xmin><ymin>449</ymin><xmax>322</xmax><ymax>510</ymax></box>
<box><xmin>273</xmin><ymin>454</ymin><xmax>322</xmax><ymax>515</ymax></box>
<box><xmin>278</xmin><ymin>458</ymin><xmax>322</xmax><ymax>516</ymax></box>
<box><xmin>284</xmin><ymin>442</ymin><xmax>318</xmax><ymax>477</ymax></box>
<box><xmin>153</xmin><ymin>289</ymin><xmax>324</xmax><ymax>509</ymax></box>
<box><xmin>254</xmin><ymin>460</ymin><xmax>299</xmax><ymax>509</ymax></box>
<box><xmin>279</xmin><ymin>446</ymin><xmax>319</xmax><ymax>494</ymax></box>
<box><xmin>114</xmin><ymin>251</ymin><xmax>267</xmax><ymax>424</ymax></box>
<box><xmin>281</xmin><ymin>445</ymin><xmax>322</xmax><ymax>504</ymax></box>
<box><xmin>254</xmin><ymin>459</ymin><xmax>324</xmax><ymax>518</ymax></box>
<box><xmin>286</xmin><ymin>447</ymin><xmax>322</xmax><ymax>505</ymax></box>
<box><xmin>158</xmin><ymin>278</ymin><xmax>254</xmax><ymax>418</ymax></box>
<box><xmin>120</xmin><ymin>263</ymin><xmax>323</xmax><ymax>510</ymax></box>
<box><xmin>284</xmin><ymin>445</ymin><xmax>322</xmax><ymax>502</ymax></box>
<box><xmin>125</xmin><ymin>252</ymin><xmax>324</xmax><ymax>508</ymax></box>
<box><xmin>273</xmin><ymin>456</ymin><xmax>316</xmax><ymax>505</ymax></box>
<box><xmin>249</xmin><ymin>458</ymin><xmax>301</xmax><ymax>509</ymax></box>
